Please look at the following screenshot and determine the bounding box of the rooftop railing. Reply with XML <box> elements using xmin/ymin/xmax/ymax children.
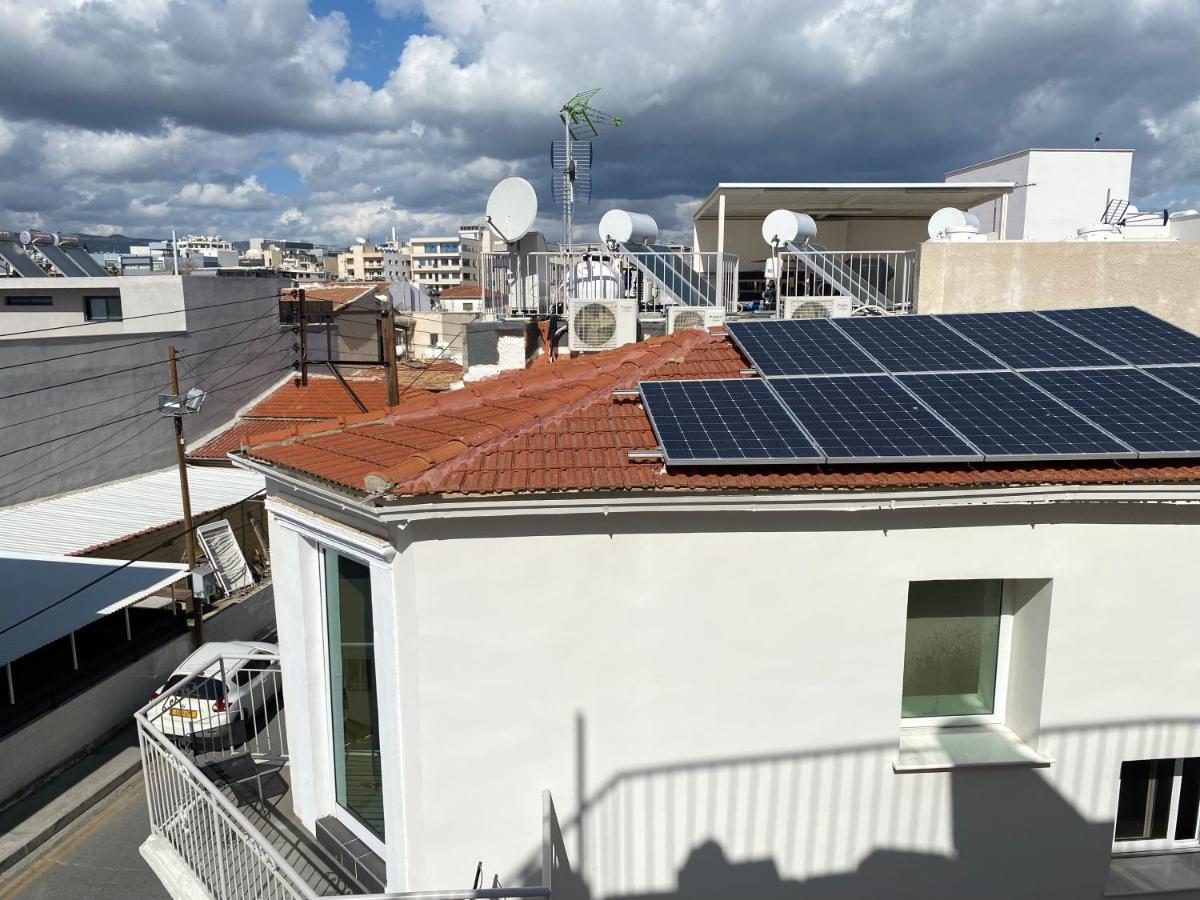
<box><xmin>483</xmin><ymin>247</ymin><xmax>739</xmax><ymax>318</ymax></box>
<box><xmin>136</xmin><ymin>654</ymin><xmax>563</xmax><ymax>899</ymax></box>
<box><xmin>775</xmin><ymin>248</ymin><xmax>916</xmax><ymax>315</ymax></box>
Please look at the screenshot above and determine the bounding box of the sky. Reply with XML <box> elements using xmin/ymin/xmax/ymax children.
<box><xmin>0</xmin><ymin>0</ymin><xmax>1197</xmax><ymax>246</ymax></box>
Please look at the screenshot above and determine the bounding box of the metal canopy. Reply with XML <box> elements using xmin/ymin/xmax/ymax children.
<box><xmin>693</xmin><ymin>183</ymin><xmax>1014</xmax><ymax>221</ymax></box>
<box><xmin>0</xmin><ymin>553</ymin><xmax>186</xmax><ymax>666</ymax></box>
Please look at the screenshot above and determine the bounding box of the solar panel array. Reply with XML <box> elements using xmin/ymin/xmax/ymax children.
<box><xmin>642</xmin><ymin>307</ymin><xmax>1200</xmax><ymax>466</ymax></box>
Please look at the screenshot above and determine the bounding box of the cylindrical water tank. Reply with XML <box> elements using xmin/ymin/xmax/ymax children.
<box><xmin>598</xmin><ymin>210</ymin><xmax>658</xmax><ymax>244</ymax></box>
<box><xmin>761</xmin><ymin>210</ymin><xmax>817</xmax><ymax>246</ymax></box>
<box><xmin>20</xmin><ymin>230</ymin><xmax>53</xmax><ymax>245</ymax></box>
<box><xmin>55</xmin><ymin>233</ymin><xmax>82</xmax><ymax>247</ymax></box>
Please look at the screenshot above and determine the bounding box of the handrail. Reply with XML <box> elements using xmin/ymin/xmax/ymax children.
<box><xmin>136</xmin><ymin>654</ymin><xmax>556</xmax><ymax>900</ymax></box>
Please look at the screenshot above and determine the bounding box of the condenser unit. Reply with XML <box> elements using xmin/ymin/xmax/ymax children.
<box><xmin>666</xmin><ymin>305</ymin><xmax>726</xmax><ymax>333</ymax></box>
<box><xmin>782</xmin><ymin>296</ymin><xmax>853</xmax><ymax>320</ymax></box>
<box><xmin>567</xmin><ymin>298</ymin><xmax>637</xmax><ymax>352</ymax></box>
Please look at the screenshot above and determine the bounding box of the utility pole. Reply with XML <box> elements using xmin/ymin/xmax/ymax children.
<box><xmin>168</xmin><ymin>346</ymin><xmax>203</xmax><ymax>647</ymax></box>
<box><xmin>380</xmin><ymin>296</ymin><xmax>400</xmax><ymax>406</ymax></box>
<box><xmin>296</xmin><ymin>287</ymin><xmax>309</xmax><ymax>386</ymax></box>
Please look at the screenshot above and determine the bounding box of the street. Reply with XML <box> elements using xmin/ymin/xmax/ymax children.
<box><xmin>0</xmin><ymin>776</ymin><xmax>167</xmax><ymax>900</ymax></box>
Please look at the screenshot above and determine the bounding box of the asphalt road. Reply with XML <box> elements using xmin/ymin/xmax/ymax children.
<box><xmin>0</xmin><ymin>776</ymin><xmax>168</xmax><ymax>900</ymax></box>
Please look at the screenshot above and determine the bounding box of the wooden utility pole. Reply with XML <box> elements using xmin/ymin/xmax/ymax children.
<box><xmin>296</xmin><ymin>287</ymin><xmax>309</xmax><ymax>386</ymax></box>
<box><xmin>168</xmin><ymin>346</ymin><xmax>203</xmax><ymax>647</ymax></box>
<box><xmin>381</xmin><ymin>300</ymin><xmax>400</xmax><ymax>406</ymax></box>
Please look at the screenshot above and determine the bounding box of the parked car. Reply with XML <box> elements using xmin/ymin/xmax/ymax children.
<box><xmin>147</xmin><ymin>641</ymin><xmax>280</xmax><ymax>746</ymax></box>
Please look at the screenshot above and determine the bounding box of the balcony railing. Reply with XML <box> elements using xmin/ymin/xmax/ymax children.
<box><xmin>136</xmin><ymin>654</ymin><xmax>565</xmax><ymax>899</ymax></box>
<box><xmin>483</xmin><ymin>247</ymin><xmax>739</xmax><ymax>318</ymax></box>
<box><xmin>775</xmin><ymin>249</ymin><xmax>916</xmax><ymax>315</ymax></box>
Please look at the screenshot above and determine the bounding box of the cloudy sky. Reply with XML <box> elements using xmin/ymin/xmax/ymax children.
<box><xmin>0</xmin><ymin>0</ymin><xmax>1197</xmax><ymax>245</ymax></box>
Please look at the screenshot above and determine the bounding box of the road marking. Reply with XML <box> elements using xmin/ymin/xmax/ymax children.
<box><xmin>0</xmin><ymin>781</ymin><xmax>141</xmax><ymax>899</ymax></box>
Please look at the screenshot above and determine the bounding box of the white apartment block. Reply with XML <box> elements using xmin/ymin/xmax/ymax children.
<box><xmin>408</xmin><ymin>226</ymin><xmax>484</xmax><ymax>292</ymax></box>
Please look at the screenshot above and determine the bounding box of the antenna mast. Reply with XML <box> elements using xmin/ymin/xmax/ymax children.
<box><xmin>555</xmin><ymin>89</ymin><xmax>623</xmax><ymax>253</ymax></box>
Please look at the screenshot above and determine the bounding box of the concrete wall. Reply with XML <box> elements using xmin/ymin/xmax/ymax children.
<box><xmin>267</xmin><ymin>493</ymin><xmax>1200</xmax><ymax>899</ymax></box>
<box><xmin>915</xmin><ymin>240</ymin><xmax>1200</xmax><ymax>333</ymax></box>
<box><xmin>0</xmin><ymin>583</ymin><xmax>275</xmax><ymax>804</ymax></box>
<box><xmin>0</xmin><ymin>273</ymin><xmax>292</xmax><ymax>505</ymax></box>
<box><xmin>0</xmin><ymin>277</ymin><xmax>188</xmax><ymax>338</ymax></box>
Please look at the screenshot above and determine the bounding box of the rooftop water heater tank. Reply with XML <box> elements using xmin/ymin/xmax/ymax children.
<box><xmin>761</xmin><ymin>209</ymin><xmax>818</xmax><ymax>246</ymax></box>
<box><xmin>598</xmin><ymin>210</ymin><xmax>658</xmax><ymax>244</ymax></box>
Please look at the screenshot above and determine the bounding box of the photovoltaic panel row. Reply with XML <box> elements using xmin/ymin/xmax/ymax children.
<box><xmin>938</xmin><ymin>311</ymin><xmax>1125</xmax><ymax>370</ymax></box>
<box><xmin>725</xmin><ymin>319</ymin><xmax>882</xmax><ymax>376</ymax></box>
<box><xmin>1024</xmin><ymin>368</ymin><xmax>1200</xmax><ymax>456</ymax></box>
<box><xmin>897</xmin><ymin>371</ymin><xmax>1135</xmax><ymax>460</ymax></box>
<box><xmin>1040</xmin><ymin>306</ymin><xmax>1200</xmax><ymax>366</ymax></box>
<box><xmin>1145</xmin><ymin>365</ymin><xmax>1200</xmax><ymax>401</ymax></box>
<box><xmin>639</xmin><ymin>379</ymin><xmax>822</xmax><ymax>464</ymax></box>
<box><xmin>771</xmin><ymin>375</ymin><xmax>981</xmax><ymax>462</ymax></box>
<box><xmin>834</xmin><ymin>315</ymin><xmax>1004</xmax><ymax>374</ymax></box>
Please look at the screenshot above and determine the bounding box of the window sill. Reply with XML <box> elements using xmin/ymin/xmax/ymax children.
<box><xmin>1108</xmin><ymin>849</ymin><xmax>1200</xmax><ymax>896</ymax></box>
<box><xmin>892</xmin><ymin>723</ymin><xmax>1054</xmax><ymax>773</ymax></box>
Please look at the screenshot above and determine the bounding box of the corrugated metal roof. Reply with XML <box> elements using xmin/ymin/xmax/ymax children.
<box><xmin>0</xmin><ymin>466</ymin><xmax>265</xmax><ymax>556</ymax></box>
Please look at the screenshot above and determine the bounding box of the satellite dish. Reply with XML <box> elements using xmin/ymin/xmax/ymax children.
<box><xmin>598</xmin><ymin>209</ymin><xmax>658</xmax><ymax>244</ymax></box>
<box><xmin>928</xmin><ymin>208</ymin><xmax>972</xmax><ymax>240</ymax></box>
<box><xmin>355</xmin><ymin>236</ymin><xmax>367</xmax><ymax>245</ymax></box>
<box><xmin>485</xmin><ymin>177</ymin><xmax>538</xmax><ymax>242</ymax></box>
<box><xmin>762</xmin><ymin>210</ymin><xmax>817</xmax><ymax>246</ymax></box>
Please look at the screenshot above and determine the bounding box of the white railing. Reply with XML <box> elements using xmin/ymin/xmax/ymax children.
<box><xmin>483</xmin><ymin>247</ymin><xmax>739</xmax><ymax>317</ymax></box>
<box><xmin>776</xmin><ymin>249</ymin><xmax>916</xmax><ymax>314</ymax></box>
<box><xmin>136</xmin><ymin>654</ymin><xmax>560</xmax><ymax>900</ymax></box>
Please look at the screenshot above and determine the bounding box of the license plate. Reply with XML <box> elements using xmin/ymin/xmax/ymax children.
<box><xmin>170</xmin><ymin>708</ymin><xmax>198</xmax><ymax>719</ymax></box>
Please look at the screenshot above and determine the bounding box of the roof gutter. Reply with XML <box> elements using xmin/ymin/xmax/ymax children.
<box><xmin>230</xmin><ymin>455</ymin><xmax>1200</xmax><ymax>528</ymax></box>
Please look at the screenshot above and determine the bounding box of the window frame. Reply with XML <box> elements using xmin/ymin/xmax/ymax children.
<box><xmin>83</xmin><ymin>295</ymin><xmax>122</xmax><ymax>321</ymax></box>
<box><xmin>5</xmin><ymin>295</ymin><xmax>53</xmax><ymax>306</ymax></box>
<box><xmin>899</xmin><ymin>580</ymin><xmax>1014</xmax><ymax>729</ymax></box>
<box><xmin>1112</xmin><ymin>757</ymin><xmax>1200</xmax><ymax>855</ymax></box>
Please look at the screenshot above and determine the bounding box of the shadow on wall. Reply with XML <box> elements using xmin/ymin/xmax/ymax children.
<box><xmin>514</xmin><ymin>718</ymin><xmax>1200</xmax><ymax>900</ymax></box>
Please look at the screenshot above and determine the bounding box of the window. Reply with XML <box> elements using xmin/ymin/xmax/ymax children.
<box><xmin>901</xmin><ymin>579</ymin><xmax>1010</xmax><ymax>725</ymax></box>
<box><xmin>429</xmin><ymin>332</ymin><xmax>439</xmax><ymax>346</ymax></box>
<box><xmin>324</xmin><ymin>548</ymin><xmax>384</xmax><ymax>841</ymax></box>
<box><xmin>5</xmin><ymin>295</ymin><xmax>52</xmax><ymax>306</ymax></box>
<box><xmin>1114</xmin><ymin>758</ymin><xmax>1200</xmax><ymax>852</ymax></box>
<box><xmin>84</xmin><ymin>295</ymin><xmax>122</xmax><ymax>321</ymax></box>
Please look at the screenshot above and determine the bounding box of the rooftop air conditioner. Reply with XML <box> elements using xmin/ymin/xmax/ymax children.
<box><xmin>667</xmin><ymin>305</ymin><xmax>726</xmax><ymax>333</ymax></box>
<box><xmin>782</xmin><ymin>296</ymin><xmax>853</xmax><ymax>320</ymax></box>
<box><xmin>568</xmin><ymin>298</ymin><xmax>637</xmax><ymax>352</ymax></box>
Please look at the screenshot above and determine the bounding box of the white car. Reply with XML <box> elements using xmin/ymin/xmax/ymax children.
<box><xmin>147</xmin><ymin>640</ymin><xmax>280</xmax><ymax>745</ymax></box>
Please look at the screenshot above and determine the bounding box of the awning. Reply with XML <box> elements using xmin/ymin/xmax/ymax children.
<box><xmin>0</xmin><ymin>553</ymin><xmax>187</xmax><ymax>666</ymax></box>
<box><xmin>693</xmin><ymin>183</ymin><xmax>1015</xmax><ymax>221</ymax></box>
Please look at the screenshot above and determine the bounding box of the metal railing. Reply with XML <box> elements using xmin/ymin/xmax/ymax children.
<box><xmin>775</xmin><ymin>249</ymin><xmax>916</xmax><ymax>315</ymax></box>
<box><xmin>483</xmin><ymin>247</ymin><xmax>739</xmax><ymax>318</ymax></box>
<box><xmin>136</xmin><ymin>653</ymin><xmax>560</xmax><ymax>899</ymax></box>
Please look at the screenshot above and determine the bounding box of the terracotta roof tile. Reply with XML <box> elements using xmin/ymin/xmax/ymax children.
<box><xmin>237</xmin><ymin>330</ymin><xmax>1200</xmax><ymax>498</ymax></box>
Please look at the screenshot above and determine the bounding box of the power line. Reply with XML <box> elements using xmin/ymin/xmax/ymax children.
<box><xmin>395</xmin><ymin>311</ymin><xmax>479</xmax><ymax>399</ymax></box>
<box><xmin>0</xmin><ymin>411</ymin><xmax>148</xmax><ymax>461</ymax></box>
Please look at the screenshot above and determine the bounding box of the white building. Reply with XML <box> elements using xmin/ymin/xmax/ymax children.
<box><xmin>135</xmin><ymin>308</ymin><xmax>1200</xmax><ymax>900</ymax></box>
<box><xmin>409</xmin><ymin>226</ymin><xmax>484</xmax><ymax>292</ymax></box>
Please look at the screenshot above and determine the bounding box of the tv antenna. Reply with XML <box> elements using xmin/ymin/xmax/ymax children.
<box><xmin>554</xmin><ymin>89</ymin><xmax>623</xmax><ymax>253</ymax></box>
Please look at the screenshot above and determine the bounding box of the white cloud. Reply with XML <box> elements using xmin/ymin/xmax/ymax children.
<box><xmin>174</xmin><ymin>176</ymin><xmax>278</xmax><ymax>210</ymax></box>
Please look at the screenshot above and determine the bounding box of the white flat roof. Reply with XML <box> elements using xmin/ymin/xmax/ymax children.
<box><xmin>946</xmin><ymin>147</ymin><xmax>1134</xmax><ymax>177</ymax></box>
<box><xmin>694</xmin><ymin>183</ymin><xmax>1014</xmax><ymax>220</ymax></box>
<box><xmin>0</xmin><ymin>466</ymin><xmax>265</xmax><ymax>556</ymax></box>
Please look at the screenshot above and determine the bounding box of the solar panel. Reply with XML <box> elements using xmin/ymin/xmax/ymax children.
<box><xmin>726</xmin><ymin>319</ymin><xmax>883</xmax><ymax>376</ymax></box>
<box><xmin>834</xmin><ymin>315</ymin><xmax>1004</xmax><ymax>373</ymax></box>
<box><xmin>619</xmin><ymin>242</ymin><xmax>715</xmax><ymax>307</ymax></box>
<box><xmin>899</xmin><ymin>371</ymin><xmax>1134</xmax><ymax>460</ymax></box>
<box><xmin>937</xmin><ymin>311</ymin><xmax>1125</xmax><ymax>369</ymax></box>
<box><xmin>1143</xmin><ymin>365</ymin><xmax>1200</xmax><ymax>402</ymax></box>
<box><xmin>37</xmin><ymin>243</ymin><xmax>90</xmax><ymax>277</ymax></box>
<box><xmin>0</xmin><ymin>241</ymin><xmax>48</xmax><ymax>277</ymax></box>
<box><xmin>63</xmin><ymin>246</ymin><xmax>110</xmax><ymax>277</ymax></box>
<box><xmin>771</xmin><ymin>374</ymin><xmax>981</xmax><ymax>462</ymax></box>
<box><xmin>640</xmin><ymin>379</ymin><xmax>823</xmax><ymax>464</ymax></box>
<box><xmin>1024</xmin><ymin>368</ymin><xmax>1200</xmax><ymax>457</ymax></box>
<box><xmin>1040</xmin><ymin>306</ymin><xmax>1200</xmax><ymax>365</ymax></box>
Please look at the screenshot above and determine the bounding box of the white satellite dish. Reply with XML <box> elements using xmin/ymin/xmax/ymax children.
<box><xmin>355</xmin><ymin>236</ymin><xmax>367</xmax><ymax>245</ymax></box>
<box><xmin>928</xmin><ymin>208</ymin><xmax>978</xmax><ymax>240</ymax></box>
<box><xmin>762</xmin><ymin>210</ymin><xmax>817</xmax><ymax>246</ymax></box>
<box><xmin>486</xmin><ymin>177</ymin><xmax>538</xmax><ymax>242</ymax></box>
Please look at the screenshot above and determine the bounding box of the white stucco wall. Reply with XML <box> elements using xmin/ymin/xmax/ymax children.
<box><xmin>267</xmin><ymin>490</ymin><xmax>1200</xmax><ymax>899</ymax></box>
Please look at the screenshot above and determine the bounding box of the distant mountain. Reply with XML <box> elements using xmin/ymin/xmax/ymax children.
<box><xmin>75</xmin><ymin>233</ymin><xmax>169</xmax><ymax>254</ymax></box>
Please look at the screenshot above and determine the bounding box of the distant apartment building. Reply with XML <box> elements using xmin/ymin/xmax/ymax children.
<box><xmin>408</xmin><ymin>225</ymin><xmax>485</xmax><ymax>292</ymax></box>
<box><xmin>336</xmin><ymin>242</ymin><xmax>385</xmax><ymax>280</ymax></box>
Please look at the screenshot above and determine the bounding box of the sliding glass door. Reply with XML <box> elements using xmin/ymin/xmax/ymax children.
<box><xmin>324</xmin><ymin>548</ymin><xmax>385</xmax><ymax>840</ymax></box>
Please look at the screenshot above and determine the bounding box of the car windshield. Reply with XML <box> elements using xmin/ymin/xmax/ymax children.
<box><xmin>163</xmin><ymin>674</ymin><xmax>226</xmax><ymax>701</ymax></box>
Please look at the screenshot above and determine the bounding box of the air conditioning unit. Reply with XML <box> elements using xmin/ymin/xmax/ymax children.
<box><xmin>568</xmin><ymin>298</ymin><xmax>637</xmax><ymax>352</ymax></box>
<box><xmin>782</xmin><ymin>296</ymin><xmax>853</xmax><ymax>320</ymax></box>
<box><xmin>667</xmin><ymin>305</ymin><xmax>726</xmax><ymax>333</ymax></box>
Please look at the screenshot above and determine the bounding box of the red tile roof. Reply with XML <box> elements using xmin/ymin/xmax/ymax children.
<box><xmin>191</xmin><ymin>363</ymin><xmax>462</xmax><ymax>461</ymax></box>
<box><xmin>280</xmin><ymin>283</ymin><xmax>377</xmax><ymax>310</ymax></box>
<box><xmin>236</xmin><ymin>331</ymin><xmax>1200</xmax><ymax>498</ymax></box>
